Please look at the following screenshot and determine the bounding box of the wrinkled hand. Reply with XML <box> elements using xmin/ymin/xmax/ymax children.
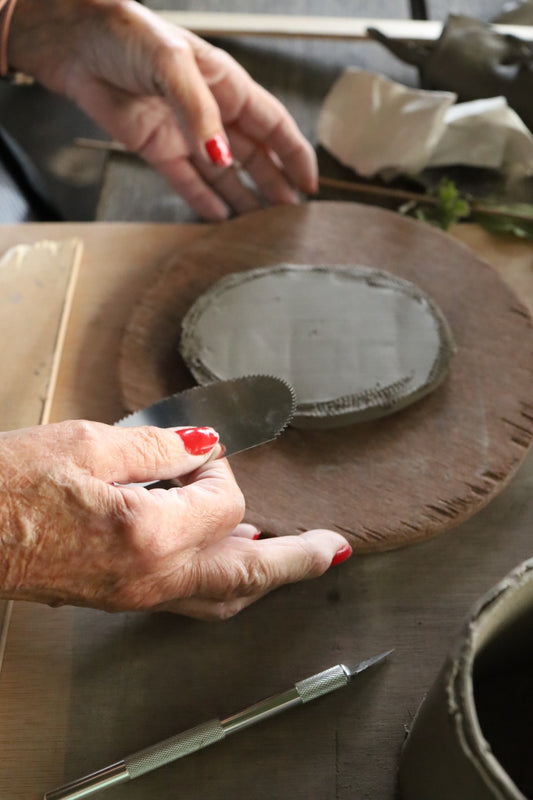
<box><xmin>0</xmin><ymin>421</ymin><xmax>350</xmax><ymax>619</ymax></box>
<box><xmin>8</xmin><ymin>0</ymin><xmax>318</xmax><ymax>220</ymax></box>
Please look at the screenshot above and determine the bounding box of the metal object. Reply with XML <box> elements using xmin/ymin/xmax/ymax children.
<box><xmin>44</xmin><ymin>650</ymin><xmax>392</xmax><ymax>799</ymax></box>
<box><xmin>116</xmin><ymin>375</ymin><xmax>296</xmax><ymax>458</ymax></box>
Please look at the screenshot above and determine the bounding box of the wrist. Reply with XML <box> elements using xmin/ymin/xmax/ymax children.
<box><xmin>2</xmin><ymin>0</ymin><xmax>39</xmax><ymax>78</ymax></box>
<box><xmin>4</xmin><ymin>0</ymin><xmax>78</xmax><ymax>82</ymax></box>
<box><xmin>0</xmin><ymin>499</ymin><xmax>22</xmax><ymax>601</ymax></box>
<box><xmin>3</xmin><ymin>0</ymin><xmax>126</xmax><ymax>89</ymax></box>
<box><xmin>0</xmin><ymin>0</ymin><xmax>19</xmax><ymax>77</ymax></box>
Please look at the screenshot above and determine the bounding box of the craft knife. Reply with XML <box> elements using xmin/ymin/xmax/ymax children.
<box><xmin>44</xmin><ymin>650</ymin><xmax>393</xmax><ymax>799</ymax></box>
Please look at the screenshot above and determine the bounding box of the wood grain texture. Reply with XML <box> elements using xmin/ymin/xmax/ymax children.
<box><xmin>119</xmin><ymin>202</ymin><xmax>533</xmax><ymax>551</ymax></box>
<box><xmin>0</xmin><ymin>219</ymin><xmax>532</xmax><ymax>800</ymax></box>
<box><xmin>0</xmin><ymin>238</ymin><xmax>81</xmax><ymax>785</ymax></box>
<box><xmin>0</xmin><ymin>223</ymin><xmax>205</xmax><ymax>426</ymax></box>
<box><xmin>0</xmin><ymin>239</ymin><xmax>82</xmax><ymax>430</ymax></box>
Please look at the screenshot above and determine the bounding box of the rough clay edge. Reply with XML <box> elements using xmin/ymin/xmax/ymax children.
<box><xmin>179</xmin><ymin>263</ymin><xmax>456</xmax><ymax>428</ymax></box>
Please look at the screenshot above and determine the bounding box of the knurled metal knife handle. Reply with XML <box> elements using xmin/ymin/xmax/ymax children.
<box><xmin>125</xmin><ymin>719</ymin><xmax>225</xmax><ymax>778</ymax></box>
<box><xmin>44</xmin><ymin>720</ymin><xmax>225</xmax><ymax>799</ymax></box>
<box><xmin>44</xmin><ymin>655</ymin><xmax>391</xmax><ymax>800</ymax></box>
<box><xmin>295</xmin><ymin>664</ymin><xmax>349</xmax><ymax>702</ymax></box>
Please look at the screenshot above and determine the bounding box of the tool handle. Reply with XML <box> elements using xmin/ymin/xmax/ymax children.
<box><xmin>295</xmin><ymin>664</ymin><xmax>349</xmax><ymax>702</ymax></box>
<box><xmin>124</xmin><ymin>718</ymin><xmax>225</xmax><ymax>778</ymax></box>
<box><xmin>44</xmin><ymin>762</ymin><xmax>129</xmax><ymax>800</ymax></box>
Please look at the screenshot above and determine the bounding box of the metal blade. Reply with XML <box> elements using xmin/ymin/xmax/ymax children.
<box><xmin>344</xmin><ymin>649</ymin><xmax>394</xmax><ymax>679</ymax></box>
<box><xmin>115</xmin><ymin>375</ymin><xmax>296</xmax><ymax>457</ymax></box>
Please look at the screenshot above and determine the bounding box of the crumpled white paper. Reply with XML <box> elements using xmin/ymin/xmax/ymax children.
<box><xmin>318</xmin><ymin>68</ymin><xmax>533</xmax><ymax>178</ymax></box>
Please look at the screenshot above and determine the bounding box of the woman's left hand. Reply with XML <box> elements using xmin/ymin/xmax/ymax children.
<box><xmin>8</xmin><ymin>0</ymin><xmax>318</xmax><ymax>220</ymax></box>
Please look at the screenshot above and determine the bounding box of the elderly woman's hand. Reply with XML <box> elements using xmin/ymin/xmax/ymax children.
<box><xmin>0</xmin><ymin>421</ymin><xmax>350</xmax><ymax>619</ymax></box>
<box><xmin>7</xmin><ymin>0</ymin><xmax>318</xmax><ymax>220</ymax></box>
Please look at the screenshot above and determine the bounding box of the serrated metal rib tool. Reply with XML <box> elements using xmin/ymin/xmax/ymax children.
<box><xmin>115</xmin><ymin>374</ymin><xmax>295</xmax><ymax>459</ymax></box>
<box><xmin>44</xmin><ymin>650</ymin><xmax>393</xmax><ymax>799</ymax></box>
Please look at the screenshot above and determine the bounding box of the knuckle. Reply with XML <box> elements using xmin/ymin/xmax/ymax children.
<box><xmin>114</xmin><ymin>496</ymin><xmax>170</xmax><ymax>567</ymax></box>
<box><xmin>166</xmin><ymin>38</ymin><xmax>193</xmax><ymax>60</ymax></box>
<box><xmin>227</xmin><ymin>491</ymin><xmax>246</xmax><ymax>531</ymax></box>
<box><xmin>211</xmin><ymin>46</ymin><xmax>235</xmax><ymax>71</ymax></box>
<box><xmin>129</xmin><ymin>426</ymin><xmax>173</xmax><ymax>474</ymax></box>
<box><xmin>66</xmin><ymin>419</ymin><xmax>102</xmax><ymax>449</ymax></box>
<box><xmin>131</xmin><ymin>526</ymin><xmax>174</xmax><ymax>569</ymax></box>
<box><xmin>231</xmin><ymin>555</ymin><xmax>270</xmax><ymax>597</ymax></box>
<box><xmin>155</xmin><ymin>41</ymin><xmax>193</xmax><ymax>85</ymax></box>
<box><xmin>226</xmin><ymin>484</ymin><xmax>246</xmax><ymax>525</ymax></box>
<box><xmin>298</xmin><ymin>539</ymin><xmax>330</xmax><ymax>578</ymax></box>
<box><xmin>193</xmin><ymin>484</ymin><xmax>245</xmax><ymax>542</ymax></box>
<box><xmin>58</xmin><ymin>420</ymin><xmax>106</xmax><ymax>474</ymax></box>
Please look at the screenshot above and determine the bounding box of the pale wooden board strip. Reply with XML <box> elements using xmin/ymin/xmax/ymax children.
<box><xmin>0</xmin><ymin>600</ymin><xmax>12</xmax><ymax>676</ymax></box>
<box><xmin>0</xmin><ymin>238</ymin><xmax>82</xmax><ymax>788</ymax></box>
<box><xmin>0</xmin><ymin>239</ymin><xmax>82</xmax><ymax>430</ymax></box>
<box><xmin>159</xmin><ymin>12</ymin><xmax>533</xmax><ymax>42</ymax></box>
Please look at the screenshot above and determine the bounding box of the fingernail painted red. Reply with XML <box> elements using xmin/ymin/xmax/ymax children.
<box><xmin>175</xmin><ymin>427</ymin><xmax>219</xmax><ymax>455</ymax></box>
<box><xmin>253</xmin><ymin>531</ymin><xmax>261</xmax><ymax>540</ymax></box>
<box><xmin>331</xmin><ymin>544</ymin><xmax>352</xmax><ymax>567</ymax></box>
<box><xmin>205</xmin><ymin>135</ymin><xmax>233</xmax><ymax>167</ymax></box>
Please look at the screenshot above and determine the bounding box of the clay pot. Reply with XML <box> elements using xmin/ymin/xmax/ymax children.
<box><xmin>399</xmin><ymin>558</ymin><xmax>533</xmax><ymax>799</ymax></box>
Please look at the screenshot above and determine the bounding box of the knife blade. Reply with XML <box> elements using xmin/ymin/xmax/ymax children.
<box><xmin>115</xmin><ymin>375</ymin><xmax>295</xmax><ymax>457</ymax></box>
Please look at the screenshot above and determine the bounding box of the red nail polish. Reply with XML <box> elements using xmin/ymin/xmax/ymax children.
<box><xmin>253</xmin><ymin>531</ymin><xmax>261</xmax><ymax>540</ymax></box>
<box><xmin>205</xmin><ymin>134</ymin><xmax>233</xmax><ymax>167</ymax></box>
<box><xmin>331</xmin><ymin>544</ymin><xmax>352</xmax><ymax>567</ymax></box>
<box><xmin>175</xmin><ymin>427</ymin><xmax>219</xmax><ymax>455</ymax></box>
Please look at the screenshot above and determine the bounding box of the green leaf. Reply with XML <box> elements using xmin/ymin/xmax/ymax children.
<box><xmin>474</xmin><ymin>213</ymin><xmax>533</xmax><ymax>240</ymax></box>
<box><xmin>400</xmin><ymin>178</ymin><xmax>471</xmax><ymax>230</ymax></box>
<box><xmin>398</xmin><ymin>179</ymin><xmax>533</xmax><ymax>239</ymax></box>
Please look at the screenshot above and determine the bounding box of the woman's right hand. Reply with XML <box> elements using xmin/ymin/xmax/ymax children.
<box><xmin>0</xmin><ymin>420</ymin><xmax>351</xmax><ymax>619</ymax></box>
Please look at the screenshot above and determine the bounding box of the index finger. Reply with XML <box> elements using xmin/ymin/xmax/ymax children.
<box><xmin>188</xmin><ymin>35</ymin><xmax>318</xmax><ymax>193</ymax></box>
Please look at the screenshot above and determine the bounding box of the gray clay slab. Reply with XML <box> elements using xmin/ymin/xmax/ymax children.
<box><xmin>179</xmin><ymin>263</ymin><xmax>455</xmax><ymax>428</ymax></box>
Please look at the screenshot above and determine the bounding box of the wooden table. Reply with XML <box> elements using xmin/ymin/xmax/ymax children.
<box><xmin>3</xmin><ymin>5</ymin><xmax>533</xmax><ymax>799</ymax></box>
<box><xmin>1</xmin><ymin>223</ymin><xmax>532</xmax><ymax>800</ymax></box>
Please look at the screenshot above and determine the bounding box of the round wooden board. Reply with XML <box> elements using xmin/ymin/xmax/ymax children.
<box><xmin>119</xmin><ymin>202</ymin><xmax>533</xmax><ymax>552</ymax></box>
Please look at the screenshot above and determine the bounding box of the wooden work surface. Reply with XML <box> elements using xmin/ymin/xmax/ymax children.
<box><xmin>2</xmin><ymin>3</ymin><xmax>532</xmax><ymax>796</ymax></box>
<box><xmin>0</xmin><ymin>217</ymin><xmax>533</xmax><ymax>800</ymax></box>
<box><xmin>120</xmin><ymin>202</ymin><xmax>533</xmax><ymax>552</ymax></box>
